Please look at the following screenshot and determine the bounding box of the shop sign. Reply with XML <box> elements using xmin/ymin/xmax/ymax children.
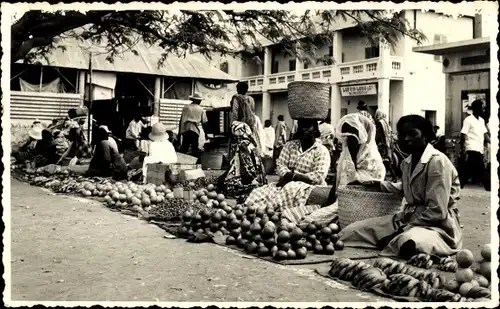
<box><xmin>340</xmin><ymin>84</ymin><xmax>377</xmax><ymax>97</ymax></box>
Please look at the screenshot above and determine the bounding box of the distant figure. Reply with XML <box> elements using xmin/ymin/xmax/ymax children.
<box><xmin>125</xmin><ymin>114</ymin><xmax>146</xmax><ymax>150</ymax></box>
<box><xmin>460</xmin><ymin>100</ymin><xmax>490</xmax><ymax>188</ymax></box>
<box><xmin>262</xmin><ymin>120</ymin><xmax>275</xmax><ymax>158</ymax></box>
<box><xmin>431</xmin><ymin>125</ymin><xmax>446</xmax><ymax>154</ymax></box>
<box><xmin>274</xmin><ymin>115</ymin><xmax>288</xmax><ymax>163</ymax></box>
<box><xmin>179</xmin><ymin>92</ymin><xmax>209</xmax><ymax>159</ymax></box>
<box><xmin>228</xmin><ymin>82</ymin><xmax>262</xmax><ymax>159</ymax></box>
<box><xmin>357</xmin><ymin>101</ymin><xmax>375</xmax><ymax>124</ymax></box>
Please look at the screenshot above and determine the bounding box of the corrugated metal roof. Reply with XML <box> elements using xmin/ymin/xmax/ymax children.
<box><xmin>17</xmin><ymin>38</ymin><xmax>238</xmax><ymax>82</ymax></box>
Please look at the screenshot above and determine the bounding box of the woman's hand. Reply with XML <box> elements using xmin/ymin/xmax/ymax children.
<box><xmin>276</xmin><ymin>172</ymin><xmax>294</xmax><ymax>187</ymax></box>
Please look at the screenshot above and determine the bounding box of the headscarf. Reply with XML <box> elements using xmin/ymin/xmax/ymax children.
<box><xmin>335</xmin><ymin>113</ymin><xmax>386</xmax><ymax>185</ymax></box>
<box><xmin>232</xmin><ymin>121</ymin><xmax>257</xmax><ymax>146</ymax></box>
<box><xmin>375</xmin><ymin>110</ymin><xmax>393</xmax><ymax>152</ymax></box>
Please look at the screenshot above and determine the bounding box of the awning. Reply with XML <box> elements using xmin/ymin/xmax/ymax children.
<box><xmin>16</xmin><ymin>38</ymin><xmax>238</xmax><ymax>82</ymax></box>
<box><xmin>412</xmin><ymin>37</ymin><xmax>490</xmax><ymax>55</ymax></box>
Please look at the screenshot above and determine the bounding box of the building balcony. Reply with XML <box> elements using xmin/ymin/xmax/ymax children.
<box><xmin>241</xmin><ymin>56</ymin><xmax>404</xmax><ymax>93</ymax></box>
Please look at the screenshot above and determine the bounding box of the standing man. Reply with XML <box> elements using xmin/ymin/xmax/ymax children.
<box><xmin>262</xmin><ymin>120</ymin><xmax>275</xmax><ymax>158</ymax></box>
<box><xmin>179</xmin><ymin>92</ymin><xmax>209</xmax><ymax>159</ymax></box>
<box><xmin>273</xmin><ymin>115</ymin><xmax>288</xmax><ymax>164</ymax></box>
<box><xmin>125</xmin><ymin>114</ymin><xmax>146</xmax><ymax>150</ymax></box>
<box><xmin>460</xmin><ymin>100</ymin><xmax>490</xmax><ymax>188</ymax></box>
<box><xmin>357</xmin><ymin>101</ymin><xmax>375</xmax><ymax>124</ymax></box>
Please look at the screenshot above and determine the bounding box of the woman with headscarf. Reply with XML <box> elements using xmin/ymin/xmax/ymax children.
<box><xmin>218</xmin><ymin>121</ymin><xmax>267</xmax><ymax>203</ymax></box>
<box><xmin>32</xmin><ymin>130</ymin><xmax>58</xmax><ymax>167</ymax></box>
<box><xmin>339</xmin><ymin>115</ymin><xmax>462</xmax><ymax>258</ymax></box>
<box><xmin>375</xmin><ymin>110</ymin><xmax>397</xmax><ymax>180</ymax></box>
<box><xmin>228</xmin><ymin>82</ymin><xmax>262</xmax><ymax>159</ymax></box>
<box><xmin>301</xmin><ymin>113</ymin><xmax>386</xmax><ymax>225</ymax></box>
<box><xmin>245</xmin><ymin>119</ymin><xmax>331</xmax><ymax>224</ymax></box>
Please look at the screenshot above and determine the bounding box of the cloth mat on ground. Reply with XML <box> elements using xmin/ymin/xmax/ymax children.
<box><xmin>314</xmin><ymin>263</ymin><xmax>419</xmax><ymax>302</ymax></box>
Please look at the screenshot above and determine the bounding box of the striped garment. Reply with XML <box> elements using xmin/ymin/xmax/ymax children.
<box><xmin>245</xmin><ymin>139</ymin><xmax>331</xmax><ymax>224</ymax></box>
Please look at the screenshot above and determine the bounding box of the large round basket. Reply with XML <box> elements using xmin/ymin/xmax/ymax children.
<box><xmin>288</xmin><ymin>81</ymin><xmax>330</xmax><ymax>120</ymax></box>
<box><xmin>337</xmin><ymin>185</ymin><xmax>403</xmax><ymax>229</ymax></box>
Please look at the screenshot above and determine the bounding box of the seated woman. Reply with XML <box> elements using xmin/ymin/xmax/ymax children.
<box><xmin>302</xmin><ymin>113</ymin><xmax>386</xmax><ymax>224</ymax></box>
<box><xmin>339</xmin><ymin>115</ymin><xmax>462</xmax><ymax>258</ymax></box>
<box><xmin>68</xmin><ymin>128</ymin><xmax>127</xmax><ymax>180</ymax></box>
<box><xmin>32</xmin><ymin>130</ymin><xmax>58</xmax><ymax>167</ymax></box>
<box><xmin>218</xmin><ymin>121</ymin><xmax>267</xmax><ymax>203</ymax></box>
<box><xmin>56</xmin><ymin>126</ymin><xmax>91</xmax><ymax>166</ymax></box>
<box><xmin>142</xmin><ymin>122</ymin><xmax>178</xmax><ymax>184</ymax></box>
<box><xmin>13</xmin><ymin>126</ymin><xmax>43</xmax><ymax>165</ymax></box>
<box><xmin>245</xmin><ymin>119</ymin><xmax>331</xmax><ymax>224</ymax></box>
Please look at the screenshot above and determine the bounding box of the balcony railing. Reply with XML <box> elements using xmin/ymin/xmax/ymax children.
<box><xmin>242</xmin><ymin>56</ymin><xmax>404</xmax><ymax>92</ymax></box>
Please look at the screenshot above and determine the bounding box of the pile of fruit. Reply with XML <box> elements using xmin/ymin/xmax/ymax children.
<box><xmin>178</xmin><ymin>202</ymin><xmax>242</xmax><ymax>238</ymax></box>
<box><xmin>447</xmin><ymin>246</ymin><xmax>491</xmax><ymax>298</ymax></box>
<box><xmin>149</xmin><ymin>199</ymin><xmax>206</xmax><ymax>222</ymax></box>
<box><xmin>297</xmin><ymin>221</ymin><xmax>344</xmax><ymax>254</ymax></box>
<box><xmin>177</xmin><ymin>176</ymin><xmax>219</xmax><ymax>191</ymax></box>
<box><xmin>407</xmin><ymin>253</ymin><xmax>434</xmax><ymax>269</ymax></box>
<box><xmin>329</xmin><ymin>256</ymin><xmax>491</xmax><ymax>302</ymax></box>
<box><xmin>436</xmin><ymin>256</ymin><xmax>459</xmax><ymax>272</ymax></box>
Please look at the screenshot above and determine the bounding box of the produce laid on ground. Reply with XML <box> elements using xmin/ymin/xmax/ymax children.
<box><xmin>407</xmin><ymin>253</ymin><xmax>434</xmax><ymax>269</ymax></box>
<box><xmin>328</xmin><ymin>253</ymin><xmax>492</xmax><ymax>302</ymax></box>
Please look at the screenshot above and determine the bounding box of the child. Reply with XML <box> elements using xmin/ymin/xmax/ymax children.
<box><xmin>53</xmin><ymin>130</ymin><xmax>69</xmax><ymax>156</ymax></box>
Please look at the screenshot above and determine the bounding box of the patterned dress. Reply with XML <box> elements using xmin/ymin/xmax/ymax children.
<box><xmin>219</xmin><ymin>122</ymin><xmax>267</xmax><ymax>203</ymax></box>
<box><xmin>245</xmin><ymin>139</ymin><xmax>331</xmax><ymax>224</ymax></box>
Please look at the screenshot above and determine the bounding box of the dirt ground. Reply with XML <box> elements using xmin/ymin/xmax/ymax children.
<box><xmin>7</xmin><ymin>177</ymin><xmax>493</xmax><ymax>303</ymax></box>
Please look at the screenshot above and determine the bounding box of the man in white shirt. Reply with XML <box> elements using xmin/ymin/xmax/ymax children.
<box><xmin>126</xmin><ymin>115</ymin><xmax>146</xmax><ymax>150</ymax></box>
<box><xmin>262</xmin><ymin>120</ymin><xmax>275</xmax><ymax>157</ymax></box>
<box><xmin>460</xmin><ymin>100</ymin><xmax>490</xmax><ymax>188</ymax></box>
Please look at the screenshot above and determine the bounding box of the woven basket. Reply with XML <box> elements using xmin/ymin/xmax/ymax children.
<box><xmin>288</xmin><ymin>81</ymin><xmax>330</xmax><ymax>120</ymax></box>
<box><xmin>337</xmin><ymin>185</ymin><xmax>403</xmax><ymax>229</ymax></box>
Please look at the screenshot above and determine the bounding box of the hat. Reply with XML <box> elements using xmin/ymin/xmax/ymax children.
<box><xmin>357</xmin><ymin>101</ymin><xmax>368</xmax><ymax>110</ymax></box>
<box><xmin>189</xmin><ymin>92</ymin><xmax>204</xmax><ymax>101</ymax></box>
<box><xmin>99</xmin><ymin>125</ymin><xmax>112</xmax><ymax>133</ymax></box>
<box><xmin>33</xmin><ymin>118</ymin><xmax>41</xmax><ymax>124</ymax></box>
<box><xmin>28</xmin><ymin>127</ymin><xmax>43</xmax><ymax>140</ymax></box>
<box><xmin>149</xmin><ymin>122</ymin><xmax>169</xmax><ymax>142</ymax></box>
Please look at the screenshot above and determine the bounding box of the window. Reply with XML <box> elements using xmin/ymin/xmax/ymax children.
<box><xmin>365</xmin><ymin>46</ymin><xmax>380</xmax><ymax>59</ymax></box>
<box><xmin>328</xmin><ymin>45</ymin><xmax>333</xmax><ymax>57</ymax></box>
<box><xmin>289</xmin><ymin>59</ymin><xmax>296</xmax><ymax>71</ymax></box>
<box><xmin>341</xmin><ymin>52</ymin><xmax>345</xmax><ymax>63</ymax></box>
<box><xmin>304</xmin><ymin>62</ymin><xmax>309</xmax><ymax>70</ymax></box>
<box><xmin>271</xmin><ymin>61</ymin><xmax>279</xmax><ymax>74</ymax></box>
<box><xmin>433</xmin><ymin>34</ymin><xmax>448</xmax><ymax>61</ymax></box>
<box><xmin>219</xmin><ymin>61</ymin><xmax>229</xmax><ymax>73</ymax></box>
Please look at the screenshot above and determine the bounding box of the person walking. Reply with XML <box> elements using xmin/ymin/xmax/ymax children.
<box><xmin>178</xmin><ymin>92</ymin><xmax>209</xmax><ymax>159</ymax></box>
<box><xmin>459</xmin><ymin>100</ymin><xmax>490</xmax><ymax>188</ymax></box>
<box><xmin>274</xmin><ymin>115</ymin><xmax>288</xmax><ymax>164</ymax></box>
<box><xmin>357</xmin><ymin>101</ymin><xmax>375</xmax><ymax>124</ymax></box>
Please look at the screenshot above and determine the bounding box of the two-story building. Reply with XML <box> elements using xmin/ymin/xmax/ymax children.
<box><xmin>205</xmin><ymin>10</ymin><xmax>479</xmax><ymax>133</ymax></box>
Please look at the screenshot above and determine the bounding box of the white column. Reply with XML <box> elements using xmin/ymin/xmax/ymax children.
<box><xmin>153</xmin><ymin>77</ymin><xmax>162</xmax><ymax>116</ymax></box>
<box><xmin>295</xmin><ymin>57</ymin><xmax>304</xmax><ymax>82</ymax></box>
<box><xmin>330</xmin><ymin>84</ymin><xmax>342</xmax><ymax>125</ymax></box>
<box><xmin>262</xmin><ymin>91</ymin><xmax>271</xmax><ymax>122</ymax></box>
<box><xmin>377</xmin><ymin>78</ymin><xmax>390</xmax><ymax>118</ymax></box>
<box><xmin>264</xmin><ymin>46</ymin><xmax>272</xmax><ymax>76</ymax></box>
<box><xmin>78</xmin><ymin>71</ymin><xmax>86</xmax><ymax>96</ymax></box>
<box><xmin>378</xmin><ymin>38</ymin><xmax>391</xmax><ymax>78</ymax></box>
<box><xmin>332</xmin><ymin>31</ymin><xmax>343</xmax><ymax>64</ymax></box>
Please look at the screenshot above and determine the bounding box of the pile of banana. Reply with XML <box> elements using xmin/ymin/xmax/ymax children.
<box><xmin>382</xmin><ymin>273</ymin><xmax>434</xmax><ymax>298</ymax></box>
<box><xmin>407</xmin><ymin>253</ymin><xmax>434</xmax><ymax>269</ymax></box>
<box><xmin>436</xmin><ymin>256</ymin><xmax>459</xmax><ymax>272</ymax></box>
<box><xmin>426</xmin><ymin>286</ymin><xmax>491</xmax><ymax>302</ymax></box>
<box><xmin>374</xmin><ymin>258</ymin><xmax>446</xmax><ymax>289</ymax></box>
<box><xmin>53</xmin><ymin>181</ymin><xmax>80</xmax><ymax>194</ymax></box>
<box><xmin>329</xmin><ymin>258</ymin><xmax>387</xmax><ymax>291</ymax></box>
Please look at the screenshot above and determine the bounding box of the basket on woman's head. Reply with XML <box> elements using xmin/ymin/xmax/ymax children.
<box><xmin>287</xmin><ymin>81</ymin><xmax>330</xmax><ymax>120</ymax></box>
